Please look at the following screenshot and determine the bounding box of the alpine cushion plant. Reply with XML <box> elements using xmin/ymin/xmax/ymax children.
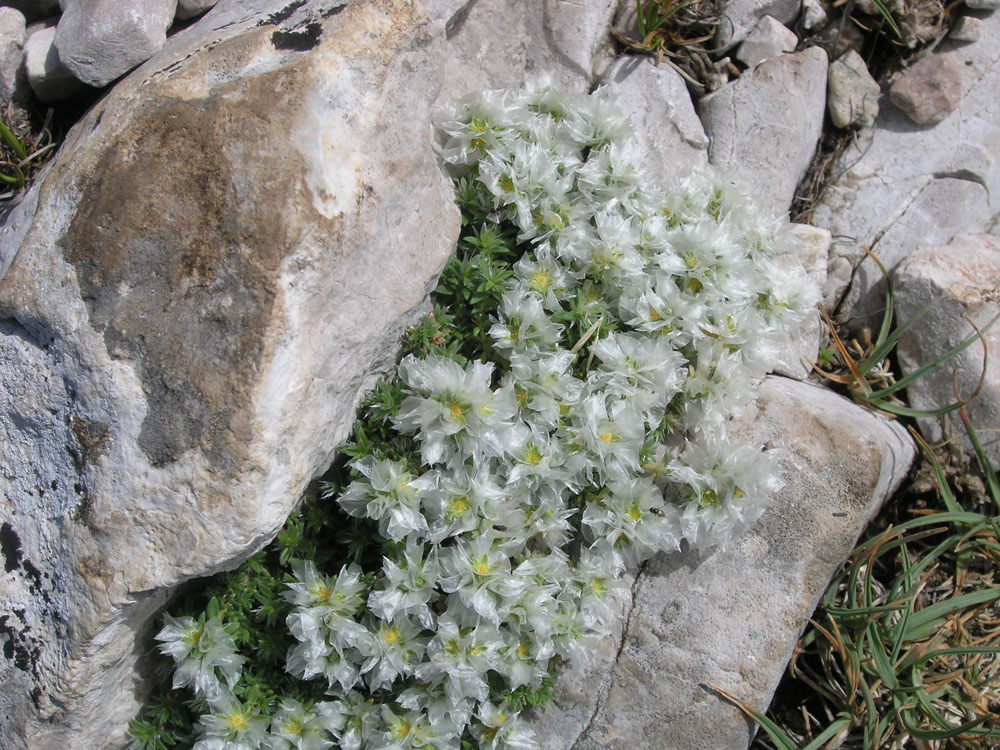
<box><xmin>140</xmin><ymin>79</ymin><xmax>817</xmax><ymax>750</ymax></box>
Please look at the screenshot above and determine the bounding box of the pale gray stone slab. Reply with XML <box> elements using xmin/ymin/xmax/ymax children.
<box><xmin>811</xmin><ymin>11</ymin><xmax>1000</xmax><ymax>328</ymax></box>
<box><xmin>699</xmin><ymin>47</ymin><xmax>829</xmax><ymax>217</ymax></box>
<box><xmin>598</xmin><ymin>55</ymin><xmax>709</xmax><ymax>175</ymax></box>
<box><xmin>532</xmin><ymin>376</ymin><xmax>915</xmax><ymax>749</ymax></box>
<box><xmin>894</xmin><ymin>235</ymin><xmax>1000</xmax><ymax>468</ymax></box>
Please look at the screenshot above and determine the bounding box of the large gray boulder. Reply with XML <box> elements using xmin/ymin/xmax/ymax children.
<box><xmin>811</xmin><ymin>14</ymin><xmax>1000</xmax><ymax>329</ymax></box>
<box><xmin>533</xmin><ymin>376</ymin><xmax>915</xmax><ymax>749</ymax></box>
<box><xmin>0</xmin><ymin>2</ymin><xmax>458</xmax><ymax>746</ymax></box>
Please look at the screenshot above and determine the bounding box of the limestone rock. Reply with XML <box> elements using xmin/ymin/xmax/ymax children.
<box><xmin>802</xmin><ymin>0</ymin><xmax>828</xmax><ymax>29</ymax></box>
<box><xmin>435</xmin><ymin>0</ymin><xmax>617</xmax><ymax>97</ymax></box>
<box><xmin>716</xmin><ymin>0</ymin><xmax>802</xmax><ymax>50</ymax></box>
<box><xmin>597</xmin><ymin>55</ymin><xmax>709</xmax><ymax>175</ymax></box>
<box><xmin>950</xmin><ymin>14</ymin><xmax>984</xmax><ymax>42</ymax></box>
<box><xmin>23</xmin><ymin>24</ymin><xmax>84</xmax><ymax>102</ymax></box>
<box><xmin>0</xmin><ymin>1</ymin><xmax>460</xmax><ymax>746</ymax></box>
<box><xmin>894</xmin><ymin>235</ymin><xmax>1000</xmax><ymax>468</ymax></box>
<box><xmin>890</xmin><ymin>52</ymin><xmax>964</xmax><ymax>125</ymax></box>
<box><xmin>828</xmin><ymin>49</ymin><xmax>880</xmax><ymax>128</ymax></box>
<box><xmin>735</xmin><ymin>15</ymin><xmax>798</xmax><ymax>69</ymax></box>
<box><xmin>0</xmin><ymin>8</ymin><xmax>26</xmax><ymax>101</ymax></box>
<box><xmin>53</xmin><ymin>0</ymin><xmax>176</xmax><ymax>88</ymax></box>
<box><xmin>532</xmin><ymin>376</ymin><xmax>915</xmax><ymax>749</ymax></box>
<box><xmin>699</xmin><ymin>47</ymin><xmax>828</xmax><ymax>216</ymax></box>
<box><xmin>810</xmin><ymin>13</ymin><xmax>1000</xmax><ymax>328</ymax></box>
<box><xmin>965</xmin><ymin>0</ymin><xmax>999</xmax><ymax>9</ymax></box>
<box><xmin>175</xmin><ymin>0</ymin><xmax>218</xmax><ymax>20</ymax></box>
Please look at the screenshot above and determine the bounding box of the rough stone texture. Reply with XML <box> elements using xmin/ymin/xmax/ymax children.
<box><xmin>716</xmin><ymin>0</ymin><xmax>802</xmax><ymax>50</ymax></box>
<box><xmin>801</xmin><ymin>0</ymin><xmax>828</xmax><ymax>29</ymax></box>
<box><xmin>699</xmin><ymin>47</ymin><xmax>828</xmax><ymax>216</ymax></box>
<box><xmin>23</xmin><ymin>24</ymin><xmax>84</xmax><ymax>102</ymax></box>
<box><xmin>53</xmin><ymin>0</ymin><xmax>176</xmax><ymax>88</ymax></box>
<box><xmin>828</xmin><ymin>48</ymin><xmax>880</xmax><ymax>128</ymax></box>
<box><xmin>950</xmin><ymin>14</ymin><xmax>984</xmax><ymax>42</ymax></box>
<box><xmin>0</xmin><ymin>7</ymin><xmax>26</xmax><ymax>101</ymax></box>
<box><xmin>889</xmin><ymin>51</ymin><xmax>963</xmax><ymax>125</ymax></box>
<box><xmin>966</xmin><ymin>0</ymin><xmax>999</xmax><ymax>9</ymax></box>
<box><xmin>894</xmin><ymin>235</ymin><xmax>1000</xmax><ymax>468</ymax></box>
<box><xmin>789</xmin><ymin>223</ymin><xmax>832</xmax><ymax>316</ymax></box>
<box><xmin>532</xmin><ymin>376</ymin><xmax>915</xmax><ymax>749</ymax></box>
<box><xmin>430</xmin><ymin>0</ymin><xmax>617</xmax><ymax>97</ymax></box>
<box><xmin>0</xmin><ymin>1</ymin><xmax>461</xmax><ymax>747</ymax></box>
<box><xmin>735</xmin><ymin>15</ymin><xmax>797</xmax><ymax>68</ymax></box>
<box><xmin>597</xmin><ymin>55</ymin><xmax>709</xmax><ymax>174</ymax></box>
<box><xmin>811</xmin><ymin>13</ymin><xmax>1000</xmax><ymax>329</ymax></box>
<box><xmin>175</xmin><ymin>0</ymin><xmax>218</xmax><ymax>20</ymax></box>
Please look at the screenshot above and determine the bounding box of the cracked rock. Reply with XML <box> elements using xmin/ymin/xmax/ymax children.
<box><xmin>175</xmin><ymin>0</ymin><xmax>218</xmax><ymax>19</ymax></box>
<box><xmin>597</xmin><ymin>55</ymin><xmax>709</xmax><ymax>174</ymax></box>
<box><xmin>532</xmin><ymin>376</ymin><xmax>914</xmax><ymax>750</ymax></box>
<box><xmin>699</xmin><ymin>46</ymin><xmax>828</xmax><ymax>216</ymax></box>
<box><xmin>715</xmin><ymin>0</ymin><xmax>803</xmax><ymax>50</ymax></box>
<box><xmin>735</xmin><ymin>15</ymin><xmax>798</xmax><ymax>68</ymax></box>
<box><xmin>811</xmin><ymin>10</ymin><xmax>1000</xmax><ymax>328</ymax></box>
<box><xmin>894</xmin><ymin>235</ymin><xmax>1000</xmax><ymax>468</ymax></box>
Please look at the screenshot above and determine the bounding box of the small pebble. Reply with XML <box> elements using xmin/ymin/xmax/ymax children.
<box><xmin>889</xmin><ymin>53</ymin><xmax>963</xmax><ymax>125</ymax></box>
<box><xmin>949</xmin><ymin>15</ymin><xmax>983</xmax><ymax>42</ymax></box>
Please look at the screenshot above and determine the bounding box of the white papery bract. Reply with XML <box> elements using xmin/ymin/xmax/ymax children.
<box><xmin>156</xmin><ymin>614</ymin><xmax>245</xmax><ymax>703</ymax></box>
<box><xmin>163</xmin><ymin>80</ymin><xmax>817</xmax><ymax>750</ymax></box>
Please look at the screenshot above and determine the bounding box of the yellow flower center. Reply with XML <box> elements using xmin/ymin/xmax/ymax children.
<box><xmin>473</xmin><ymin>559</ymin><xmax>492</xmax><ymax>576</ymax></box>
<box><xmin>448</xmin><ymin>496</ymin><xmax>470</xmax><ymax>517</ymax></box>
<box><xmin>384</xmin><ymin>626</ymin><xmax>400</xmax><ymax>644</ymax></box>
<box><xmin>524</xmin><ymin>444</ymin><xmax>542</xmax><ymax>466</ymax></box>
<box><xmin>600</xmin><ymin>431</ymin><xmax>617</xmax><ymax>444</ymax></box>
<box><xmin>448</xmin><ymin>401</ymin><xmax>467</xmax><ymax>421</ymax></box>
<box><xmin>227</xmin><ymin>712</ymin><xmax>248</xmax><ymax>732</ymax></box>
<box><xmin>626</xmin><ymin>503</ymin><xmax>642</xmax><ymax>522</ymax></box>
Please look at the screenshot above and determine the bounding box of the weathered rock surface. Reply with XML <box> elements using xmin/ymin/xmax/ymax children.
<box><xmin>802</xmin><ymin>0</ymin><xmax>828</xmax><ymax>29</ymax></box>
<box><xmin>735</xmin><ymin>15</ymin><xmax>798</xmax><ymax>68</ymax></box>
<box><xmin>23</xmin><ymin>23</ymin><xmax>83</xmax><ymax>102</ymax></box>
<box><xmin>811</xmin><ymin>13</ymin><xmax>1000</xmax><ymax>328</ymax></box>
<box><xmin>0</xmin><ymin>7</ymin><xmax>26</xmax><ymax>101</ymax></box>
<box><xmin>699</xmin><ymin>47</ymin><xmax>828</xmax><ymax>216</ymax></box>
<box><xmin>889</xmin><ymin>51</ymin><xmax>963</xmax><ymax>124</ymax></box>
<box><xmin>175</xmin><ymin>0</ymin><xmax>218</xmax><ymax>20</ymax></box>
<box><xmin>532</xmin><ymin>375</ymin><xmax>915</xmax><ymax>749</ymax></box>
<box><xmin>0</xmin><ymin>1</ymin><xmax>460</xmax><ymax>747</ymax></box>
<box><xmin>894</xmin><ymin>235</ymin><xmax>1000</xmax><ymax>468</ymax></box>
<box><xmin>53</xmin><ymin>0</ymin><xmax>176</xmax><ymax>88</ymax></box>
<box><xmin>429</xmin><ymin>0</ymin><xmax>617</xmax><ymax>97</ymax></box>
<box><xmin>828</xmin><ymin>48</ymin><xmax>880</xmax><ymax>128</ymax></box>
<box><xmin>950</xmin><ymin>14</ymin><xmax>984</xmax><ymax>42</ymax></box>
<box><xmin>716</xmin><ymin>0</ymin><xmax>802</xmax><ymax>50</ymax></box>
<box><xmin>598</xmin><ymin>55</ymin><xmax>709</xmax><ymax>174</ymax></box>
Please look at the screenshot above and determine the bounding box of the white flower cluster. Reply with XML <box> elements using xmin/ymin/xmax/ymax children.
<box><xmin>156</xmin><ymin>80</ymin><xmax>816</xmax><ymax>750</ymax></box>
